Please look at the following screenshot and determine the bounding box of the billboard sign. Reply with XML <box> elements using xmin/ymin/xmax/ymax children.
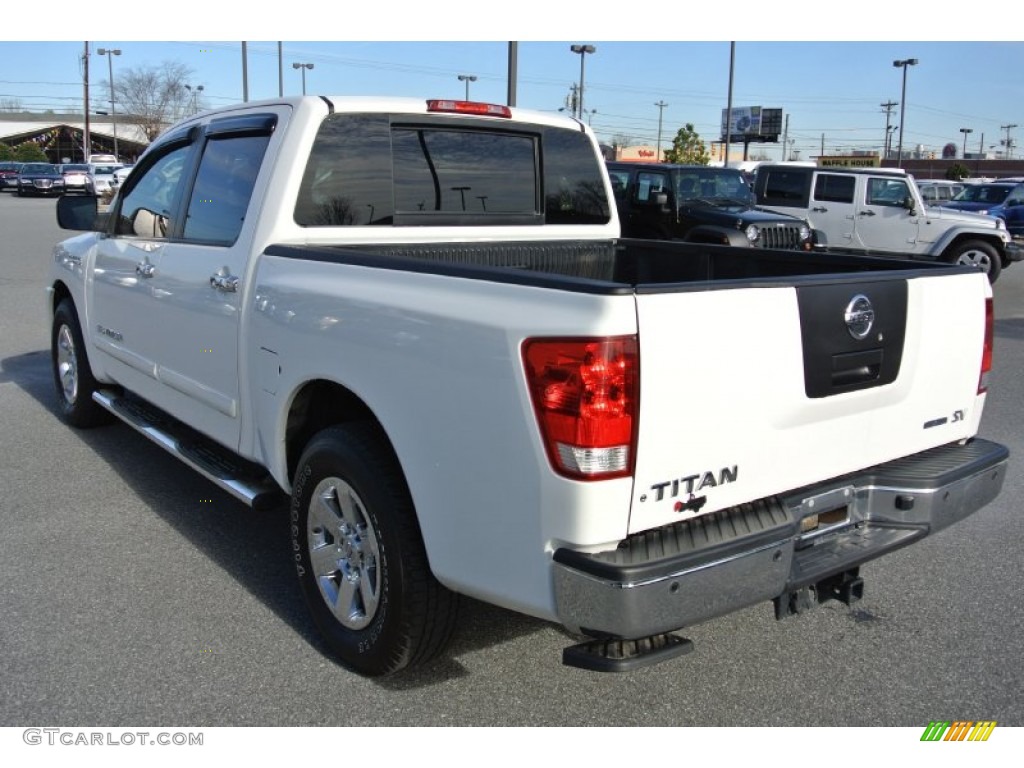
<box><xmin>720</xmin><ymin>107</ymin><xmax>783</xmax><ymax>143</ymax></box>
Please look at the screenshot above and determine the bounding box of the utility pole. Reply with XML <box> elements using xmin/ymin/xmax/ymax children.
<box><xmin>880</xmin><ymin>100</ymin><xmax>898</xmax><ymax>160</ymax></box>
<box><xmin>1001</xmin><ymin>123</ymin><xmax>1018</xmax><ymax>159</ymax></box>
<box><xmin>781</xmin><ymin>113</ymin><xmax>789</xmax><ymax>161</ymax></box>
<box><xmin>654</xmin><ymin>100</ymin><xmax>668</xmax><ymax>161</ymax></box>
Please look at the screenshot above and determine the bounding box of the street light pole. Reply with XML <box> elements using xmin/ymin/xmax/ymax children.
<box><xmin>960</xmin><ymin>127</ymin><xmax>974</xmax><ymax>160</ymax></box>
<box><xmin>97</xmin><ymin>47</ymin><xmax>121</xmax><ymax>160</ymax></box>
<box><xmin>185</xmin><ymin>84</ymin><xmax>205</xmax><ymax>116</ymax></box>
<box><xmin>893</xmin><ymin>58</ymin><xmax>918</xmax><ymax>165</ymax></box>
<box><xmin>292</xmin><ymin>62</ymin><xmax>314</xmax><ymax>95</ymax></box>
<box><xmin>569</xmin><ymin>44</ymin><xmax>595</xmax><ymax>120</ymax></box>
<box><xmin>457</xmin><ymin>74</ymin><xmax>477</xmax><ymax>100</ymax></box>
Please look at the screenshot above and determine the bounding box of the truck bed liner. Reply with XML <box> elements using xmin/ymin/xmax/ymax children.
<box><xmin>266</xmin><ymin>239</ymin><xmax>968</xmax><ymax>293</ymax></box>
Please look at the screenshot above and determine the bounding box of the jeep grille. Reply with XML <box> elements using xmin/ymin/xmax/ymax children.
<box><xmin>758</xmin><ymin>224</ymin><xmax>804</xmax><ymax>249</ymax></box>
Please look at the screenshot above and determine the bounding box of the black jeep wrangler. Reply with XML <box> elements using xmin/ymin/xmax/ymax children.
<box><xmin>607</xmin><ymin>161</ymin><xmax>812</xmax><ymax>249</ymax></box>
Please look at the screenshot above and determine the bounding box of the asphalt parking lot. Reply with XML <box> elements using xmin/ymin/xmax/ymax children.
<box><xmin>1</xmin><ymin>192</ymin><xmax>1022</xmax><ymax>728</ymax></box>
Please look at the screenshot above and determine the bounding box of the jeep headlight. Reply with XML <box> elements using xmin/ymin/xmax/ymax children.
<box><xmin>799</xmin><ymin>224</ymin><xmax>812</xmax><ymax>241</ymax></box>
<box><xmin>745</xmin><ymin>224</ymin><xmax>760</xmax><ymax>243</ymax></box>
<box><xmin>995</xmin><ymin>218</ymin><xmax>1006</xmax><ymax>230</ymax></box>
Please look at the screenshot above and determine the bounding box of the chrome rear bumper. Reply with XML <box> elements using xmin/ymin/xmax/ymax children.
<box><xmin>553</xmin><ymin>438</ymin><xmax>1008</xmax><ymax>638</ymax></box>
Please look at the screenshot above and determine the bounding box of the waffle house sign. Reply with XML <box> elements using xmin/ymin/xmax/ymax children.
<box><xmin>818</xmin><ymin>155</ymin><xmax>881</xmax><ymax>168</ymax></box>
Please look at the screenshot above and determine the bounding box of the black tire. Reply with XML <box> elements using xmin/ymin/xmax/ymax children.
<box><xmin>291</xmin><ymin>423</ymin><xmax>458</xmax><ymax>676</ymax></box>
<box><xmin>944</xmin><ymin>239</ymin><xmax>1002</xmax><ymax>284</ymax></box>
<box><xmin>51</xmin><ymin>299</ymin><xmax>113</xmax><ymax>428</ymax></box>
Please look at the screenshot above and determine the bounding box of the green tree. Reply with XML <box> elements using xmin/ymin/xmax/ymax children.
<box><xmin>662</xmin><ymin>123</ymin><xmax>710</xmax><ymax>165</ymax></box>
<box><xmin>14</xmin><ymin>142</ymin><xmax>47</xmax><ymax>162</ymax></box>
<box><xmin>0</xmin><ymin>143</ymin><xmax>13</xmax><ymax>161</ymax></box>
<box><xmin>946</xmin><ymin>163</ymin><xmax>970</xmax><ymax>181</ymax></box>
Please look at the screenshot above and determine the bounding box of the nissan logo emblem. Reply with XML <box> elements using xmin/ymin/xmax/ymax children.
<box><xmin>844</xmin><ymin>295</ymin><xmax>875</xmax><ymax>340</ymax></box>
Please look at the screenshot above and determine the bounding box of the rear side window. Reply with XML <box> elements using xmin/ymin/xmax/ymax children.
<box><xmin>757</xmin><ymin>169</ymin><xmax>810</xmax><ymax>207</ymax></box>
<box><xmin>813</xmin><ymin>173</ymin><xmax>855</xmax><ymax>204</ymax></box>
<box><xmin>295</xmin><ymin>114</ymin><xmax>610</xmax><ymax>227</ymax></box>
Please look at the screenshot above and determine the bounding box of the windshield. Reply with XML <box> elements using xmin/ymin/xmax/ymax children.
<box><xmin>63</xmin><ymin>165</ymin><xmax>89</xmax><ymax>172</ymax></box>
<box><xmin>91</xmin><ymin>165</ymin><xmax>120</xmax><ymax>175</ymax></box>
<box><xmin>22</xmin><ymin>163</ymin><xmax>57</xmax><ymax>174</ymax></box>
<box><xmin>952</xmin><ymin>184</ymin><xmax>1012</xmax><ymax>204</ymax></box>
<box><xmin>675</xmin><ymin>168</ymin><xmax>752</xmax><ymax>205</ymax></box>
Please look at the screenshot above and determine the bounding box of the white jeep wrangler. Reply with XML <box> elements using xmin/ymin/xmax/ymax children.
<box><xmin>753</xmin><ymin>164</ymin><xmax>1020</xmax><ymax>282</ymax></box>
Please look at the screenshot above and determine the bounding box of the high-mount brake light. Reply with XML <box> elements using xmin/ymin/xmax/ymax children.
<box><xmin>522</xmin><ymin>336</ymin><xmax>639</xmax><ymax>481</ymax></box>
<box><xmin>979</xmin><ymin>297</ymin><xmax>994</xmax><ymax>394</ymax></box>
<box><xmin>426</xmin><ymin>100</ymin><xmax>512</xmax><ymax>118</ymax></box>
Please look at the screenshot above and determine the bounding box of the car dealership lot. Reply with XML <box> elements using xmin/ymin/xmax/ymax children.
<box><xmin>1</xmin><ymin>193</ymin><xmax>1022</xmax><ymax>727</ymax></box>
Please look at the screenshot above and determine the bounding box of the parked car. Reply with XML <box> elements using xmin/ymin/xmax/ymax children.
<box><xmin>938</xmin><ymin>181</ymin><xmax>1023</xmax><ymax>215</ymax></box>
<box><xmin>58</xmin><ymin>164</ymin><xmax>91</xmax><ymax>195</ymax></box>
<box><xmin>16</xmin><ymin>162</ymin><xmax>65</xmax><ymax>197</ymax></box>
<box><xmin>916</xmin><ymin>179</ymin><xmax>966</xmax><ymax>205</ymax></box>
<box><xmin>0</xmin><ymin>161</ymin><xmax>23</xmax><ymax>192</ymax></box>
<box><xmin>606</xmin><ymin>161</ymin><xmax>813</xmax><ymax>249</ymax></box>
<box><xmin>753</xmin><ymin>164</ymin><xmax>1020</xmax><ymax>282</ymax></box>
<box><xmin>112</xmin><ymin>164</ymin><xmax>134</xmax><ymax>186</ymax></box>
<box><xmin>984</xmin><ymin>185</ymin><xmax>1024</xmax><ymax>238</ymax></box>
<box><xmin>85</xmin><ymin>163</ymin><xmax>123</xmax><ymax>198</ymax></box>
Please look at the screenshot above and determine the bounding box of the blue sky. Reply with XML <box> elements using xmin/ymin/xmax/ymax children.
<box><xmin>3</xmin><ymin>5</ymin><xmax>1022</xmax><ymax>162</ymax></box>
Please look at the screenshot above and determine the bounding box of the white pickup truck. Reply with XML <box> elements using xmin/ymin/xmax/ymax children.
<box><xmin>48</xmin><ymin>96</ymin><xmax>1008</xmax><ymax>676</ymax></box>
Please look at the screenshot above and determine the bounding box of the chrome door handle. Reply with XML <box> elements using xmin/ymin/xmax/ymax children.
<box><xmin>812</xmin><ymin>206</ymin><xmax>828</xmax><ymax>213</ymax></box>
<box><xmin>135</xmin><ymin>260</ymin><xmax>156</xmax><ymax>278</ymax></box>
<box><xmin>210</xmin><ymin>271</ymin><xmax>239</xmax><ymax>293</ymax></box>
<box><xmin>859</xmin><ymin>210</ymin><xmax>876</xmax><ymax>217</ymax></box>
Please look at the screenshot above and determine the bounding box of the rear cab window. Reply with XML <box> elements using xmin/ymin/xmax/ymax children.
<box><xmin>294</xmin><ymin>113</ymin><xmax>611</xmax><ymax>227</ymax></box>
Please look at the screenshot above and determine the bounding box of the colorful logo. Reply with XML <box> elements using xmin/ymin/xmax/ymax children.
<box><xmin>921</xmin><ymin>721</ymin><xmax>997</xmax><ymax>741</ymax></box>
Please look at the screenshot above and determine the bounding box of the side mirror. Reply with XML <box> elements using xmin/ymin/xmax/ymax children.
<box><xmin>653</xmin><ymin>191</ymin><xmax>669</xmax><ymax>211</ymax></box>
<box><xmin>56</xmin><ymin>195</ymin><xmax>105</xmax><ymax>231</ymax></box>
<box><xmin>903</xmin><ymin>195</ymin><xmax>917</xmax><ymax>215</ymax></box>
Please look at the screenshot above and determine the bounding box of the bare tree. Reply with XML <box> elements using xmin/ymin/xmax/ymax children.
<box><xmin>609</xmin><ymin>133</ymin><xmax>634</xmax><ymax>151</ymax></box>
<box><xmin>0</xmin><ymin>98</ymin><xmax>24</xmax><ymax>113</ymax></box>
<box><xmin>108</xmin><ymin>61</ymin><xmax>196</xmax><ymax>141</ymax></box>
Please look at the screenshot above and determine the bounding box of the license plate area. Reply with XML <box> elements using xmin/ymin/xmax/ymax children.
<box><xmin>793</xmin><ymin>486</ymin><xmax>854</xmax><ymax>549</ymax></box>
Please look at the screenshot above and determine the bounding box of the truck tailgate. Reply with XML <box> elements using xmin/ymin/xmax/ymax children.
<box><xmin>628</xmin><ymin>271</ymin><xmax>991</xmax><ymax>535</ymax></box>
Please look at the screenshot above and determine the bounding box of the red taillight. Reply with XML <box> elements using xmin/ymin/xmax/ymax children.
<box><xmin>426</xmin><ymin>100</ymin><xmax>512</xmax><ymax>118</ymax></box>
<box><xmin>979</xmin><ymin>297</ymin><xmax>994</xmax><ymax>394</ymax></box>
<box><xmin>522</xmin><ymin>336</ymin><xmax>638</xmax><ymax>480</ymax></box>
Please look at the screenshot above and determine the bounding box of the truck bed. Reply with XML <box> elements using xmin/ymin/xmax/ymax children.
<box><xmin>267</xmin><ymin>237</ymin><xmax>968</xmax><ymax>292</ymax></box>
